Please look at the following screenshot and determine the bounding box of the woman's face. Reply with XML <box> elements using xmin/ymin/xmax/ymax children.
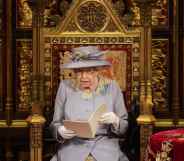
<box><xmin>75</xmin><ymin>68</ymin><xmax>99</xmax><ymax>91</ymax></box>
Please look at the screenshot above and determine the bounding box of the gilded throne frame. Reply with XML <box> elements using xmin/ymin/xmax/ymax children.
<box><xmin>43</xmin><ymin>0</ymin><xmax>141</xmax><ymax>112</ymax></box>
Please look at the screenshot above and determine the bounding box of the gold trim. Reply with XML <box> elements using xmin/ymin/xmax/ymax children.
<box><xmin>137</xmin><ymin>118</ymin><xmax>184</xmax><ymax>127</ymax></box>
<box><xmin>0</xmin><ymin>120</ymin><xmax>7</xmax><ymax>127</ymax></box>
<box><xmin>154</xmin><ymin>119</ymin><xmax>175</xmax><ymax>127</ymax></box>
<box><xmin>154</xmin><ymin>119</ymin><xmax>184</xmax><ymax>127</ymax></box>
<box><xmin>0</xmin><ymin>120</ymin><xmax>28</xmax><ymax>128</ymax></box>
<box><xmin>44</xmin><ymin>34</ymin><xmax>140</xmax><ymax>46</ymax></box>
<box><xmin>137</xmin><ymin>114</ymin><xmax>156</xmax><ymax>124</ymax></box>
<box><xmin>11</xmin><ymin>120</ymin><xmax>28</xmax><ymax>127</ymax></box>
<box><xmin>178</xmin><ymin>119</ymin><xmax>184</xmax><ymax>126</ymax></box>
<box><xmin>44</xmin><ymin>31</ymin><xmax>141</xmax><ymax>38</ymax></box>
<box><xmin>26</xmin><ymin>114</ymin><xmax>46</xmax><ymax>124</ymax></box>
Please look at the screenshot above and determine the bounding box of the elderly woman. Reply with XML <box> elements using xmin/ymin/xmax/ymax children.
<box><xmin>50</xmin><ymin>46</ymin><xmax>129</xmax><ymax>161</ymax></box>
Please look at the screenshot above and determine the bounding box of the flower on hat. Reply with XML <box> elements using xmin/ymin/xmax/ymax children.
<box><xmin>61</xmin><ymin>46</ymin><xmax>111</xmax><ymax>69</ymax></box>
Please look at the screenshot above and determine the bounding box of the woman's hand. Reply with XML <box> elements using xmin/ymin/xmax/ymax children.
<box><xmin>58</xmin><ymin>126</ymin><xmax>76</xmax><ymax>139</ymax></box>
<box><xmin>99</xmin><ymin>112</ymin><xmax>120</xmax><ymax>129</ymax></box>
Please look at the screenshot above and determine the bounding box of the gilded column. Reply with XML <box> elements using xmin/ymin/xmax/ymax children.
<box><xmin>134</xmin><ymin>0</ymin><xmax>157</xmax><ymax>161</ymax></box>
<box><xmin>27</xmin><ymin>113</ymin><xmax>46</xmax><ymax>161</ymax></box>
<box><xmin>5</xmin><ymin>0</ymin><xmax>13</xmax><ymax>125</ymax></box>
<box><xmin>27</xmin><ymin>1</ymin><xmax>46</xmax><ymax>161</ymax></box>
<box><xmin>171</xmin><ymin>0</ymin><xmax>181</xmax><ymax>121</ymax></box>
<box><xmin>28</xmin><ymin>0</ymin><xmax>46</xmax><ymax>105</ymax></box>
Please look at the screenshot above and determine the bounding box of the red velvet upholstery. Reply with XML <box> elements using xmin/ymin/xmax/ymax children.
<box><xmin>145</xmin><ymin>129</ymin><xmax>184</xmax><ymax>161</ymax></box>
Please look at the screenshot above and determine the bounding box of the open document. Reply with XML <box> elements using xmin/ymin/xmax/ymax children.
<box><xmin>63</xmin><ymin>104</ymin><xmax>107</xmax><ymax>138</ymax></box>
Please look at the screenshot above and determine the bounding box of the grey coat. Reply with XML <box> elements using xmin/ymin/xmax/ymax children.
<box><xmin>50</xmin><ymin>79</ymin><xmax>129</xmax><ymax>161</ymax></box>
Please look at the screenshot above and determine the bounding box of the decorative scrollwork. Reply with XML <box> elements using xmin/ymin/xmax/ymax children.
<box><xmin>16</xmin><ymin>40</ymin><xmax>32</xmax><ymax>112</ymax></box>
<box><xmin>76</xmin><ymin>1</ymin><xmax>108</xmax><ymax>32</ymax></box>
<box><xmin>152</xmin><ymin>0</ymin><xmax>168</xmax><ymax>26</ymax></box>
<box><xmin>152</xmin><ymin>40</ymin><xmax>169</xmax><ymax>116</ymax></box>
<box><xmin>131</xmin><ymin>1</ymin><xmax>141</xmax><ymax>26</ymax></box>
<box><xmin>155</xmin><ymin>141</ymin><xmax>173</xmax><ymax>161</ymax></box>
<box><xmin>131</xmin><ymin>0</ymin><xmax>168</xmax><ymax>26</ymax></box>
<box><xmin>17</xmin><ymin>0</ymin><xmax>32</xmax><ymax>28</ymax></box>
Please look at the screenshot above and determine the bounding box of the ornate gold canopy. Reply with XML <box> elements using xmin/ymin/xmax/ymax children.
<box><xmin>44</xmin><ymin>0</ymin><xmax>140</xmax><ymax>36</ymax></box>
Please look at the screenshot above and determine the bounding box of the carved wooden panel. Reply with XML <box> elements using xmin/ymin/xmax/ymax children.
<box><xmin>132</xmin><ymin>0</ymin><xmax>168</xmax><ymax>26</ymax></box>
<box><xmin>76</xmin><ymin>1</ymin><xmax>109</xmax><ymax>32</ymax></box>
<box><xmin>0</xmin><ymin>1</ymin><xmax>3</xmax><ymax>113</ymax></box>
<box><xmin>16</xmin><ymin>39</ymin><xmax>32</xmax><ymax>112</ymax></box>
<box><xmin>152</xmin><ymin>39</ymin><xmax>169</xmax><ymax>117</ymax></box>
<box><xmin>152</xmin><ymin>0</ymin><xmax>168</xmax><ymax>26</ymax></box>
<box><xmin>0</xmin><ymin>39</ymin><xmax>2</xmax><ymax>112</ymax></box>
<box><xmin>43</xmin><ymin>0</ymin><xmax>130</xmax><ymax>28</ymax></box>
<box><xmin>16</xmin><ymin>0</ymin><xmax>32</xmax><ymax>28</ymax></box>
<box><xmin>0</xmin><ymin>1</ymin><xmax>2</xmax><ymax>32</ymax></box>
<box><xmin>43</xmin><ymin>0</ymin><xmax>73</xmax><ymax>27</ymax></box>
<box><xmin>140</xmin><ymin>124</ymin><xmax>153</xmax><ymax>161</ymax></box>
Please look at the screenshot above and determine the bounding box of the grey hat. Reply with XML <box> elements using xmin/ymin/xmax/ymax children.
<box><xmin>62</xmin><ymin>46</ymin><xmax>111</xmax><ymax>69</ymax></box>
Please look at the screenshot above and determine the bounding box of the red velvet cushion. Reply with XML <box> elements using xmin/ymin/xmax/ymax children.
<box><xmin>146</xmin><ymin>129</ymin><xmax>184</xmax><ymax>161</ymax></box>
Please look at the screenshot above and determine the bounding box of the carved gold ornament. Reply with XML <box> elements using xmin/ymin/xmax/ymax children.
<box><xmin>152</xmin><ymin>40</ymin><xmax>169</xmax><ymax>115</ymax></box>
<box><xmin>76</xmin><ymin>1</ymin><xmax>109</xmax><ymax>32</ymax></box>
<box><xmin>17</xmin><ymin>0</ymin><xmax>32</xmax><ymax>28</ymax></box>
<box><xmin>155</xmin><ymin>141</ymin><xmax>172</xmax><ymax>161</ymax></box>
<box><xmin>16</xmin><ymin>40</ymin><xmax>32</xmax><ymax>112</ymax></box>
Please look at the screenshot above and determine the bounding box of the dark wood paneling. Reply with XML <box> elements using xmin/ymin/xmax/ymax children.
<box><xmin>0</xmin><ymin>0</ymin><xmax>6</xmax><ymax>118</ymax></box>
<box><xmin>179</xmin><ymin>0</ymin><xmax>184</xmax><ymax>115</ymax></box>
